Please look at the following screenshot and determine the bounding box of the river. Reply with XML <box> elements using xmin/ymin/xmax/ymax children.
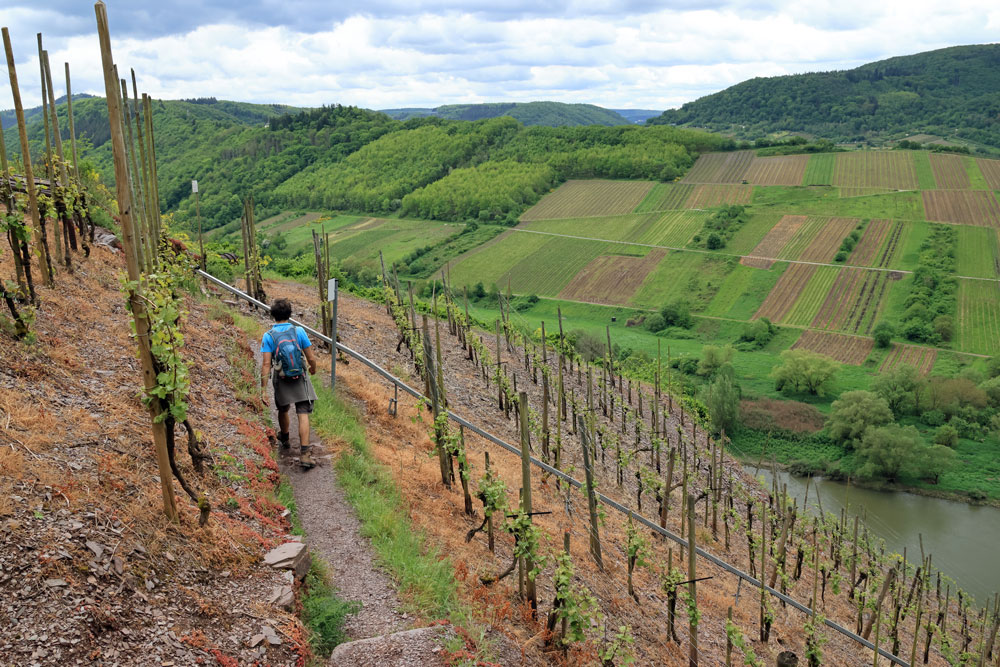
<box><xmin>746</xmin><ymin>466</ymin><xmax>1000</xmax><ymax>604</ymax></box>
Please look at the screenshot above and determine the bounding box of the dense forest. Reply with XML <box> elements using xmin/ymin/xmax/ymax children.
<box><xmin>380</xmin><ymin>101</ymin><xmax>632</xmax><ymax>126</ymax></box>
<box><xmin>650</xmin><ymin>44</ymin><xmax>1000</xmax><ymax>151</ymax></box>
<box><xmin>3</xmin><ymin>98</ymin><xmax>730</xmax><ymax>230</ymax></box>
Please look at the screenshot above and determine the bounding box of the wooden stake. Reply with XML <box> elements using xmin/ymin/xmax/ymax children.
<box><xmin>518</xmin><ymin>391</ymin><xmax>536</xmax><ymax>616</ymax></box>
<box><xmin>94</xmin><ymin>1</ymin><xmax>177</xmax><ymax>521</ymax></box>
<box><xmin>687</xmin><ymin>494</ymin><xmax>699</xmax><ymax>667</ymax></box>
<box><xmin>577</xmin><ymin>414</ymin><xmax>602</xmax><ymax>569</ymax></box>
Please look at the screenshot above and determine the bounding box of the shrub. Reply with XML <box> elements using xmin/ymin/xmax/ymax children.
<box><xmin>660</xmin><ymin>300</ymin><xmax>693</xmax><ymax>329</ymax></box>
<box><xmin>922</xmin><ymin>409</ymin><xmax>945</xmax><ymax>427</ymax></box>
<box><xmin>698</xmin><ymin>345</ymin><xmax>734</xmax><ymax>376</ymax></box>
<box><xmin>644</xmin><ymin>313</ymin><xmax>666</xmax><ymax>333</ymax></box>
<box><xmin>771</xmin><ymin>349</ymin><xmax>839</xmax><ymax>396</ymax></box>
<box><xmin>827</xmin><ymin>390</ymin><xmax>894</xmax><ymax>449</ymax></box>
<box><xmin>706</xmin><ymin>233</ymin><xmax>723</xmax><ymax>249</ymax></box>
<box><xmin>872</xmin><ymin>321</ymin><xmax>894</xmax><ymax>348</ymax></box>
<box><xmin>934</xmin><ymin>424</ymin><xmax>959</xmax><ymax>447</ymax></box>
<box><xmin>834</xmin><ymin>251</ymin><xmax>848</xmax><ymax>262</ymax></box>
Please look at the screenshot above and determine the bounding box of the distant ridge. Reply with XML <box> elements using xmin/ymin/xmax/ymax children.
<box><xmin>649</xmin><ymin>44</ymin><xmax>1000</xmax><ymax>151</ymax></box>
<box><xmin>380</xmin><ymin>101</ymin><xmax>632</xmax><ymax>126</ymax></box>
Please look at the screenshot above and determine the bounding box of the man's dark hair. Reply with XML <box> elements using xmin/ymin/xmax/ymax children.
<box><xmin>270</xmin><ymin>298</ymin><xmax>292</xmax><ymax>322</ymax></box>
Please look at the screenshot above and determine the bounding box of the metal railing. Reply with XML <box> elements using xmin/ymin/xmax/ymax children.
<box><xmin>197</xmin><ymin>268</ymin><xmax>910</xmax><ymax>666</ymax></box>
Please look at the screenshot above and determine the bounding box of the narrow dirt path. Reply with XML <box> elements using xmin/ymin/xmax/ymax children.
<box><xmin>255</xmin><ymin>346</ymin><xmax>408</xmax><ymax>642</ymax></box>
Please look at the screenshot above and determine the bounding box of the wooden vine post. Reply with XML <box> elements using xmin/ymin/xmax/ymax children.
<box><xmin>3</xmin><ymin>28</ymin><xmax>52</xmax><ymax>287</ymax></box>
<box><xmin>94</xmin><ymin>0</ymin><xmax>178</xmax><ymax>521</ymax></box>
<box><xmin>687</xmin><ymin>494</ymin><xmax>699</xmax><ymax>667</ymax></box>
<box><xmin>577</xmin><ymin>414</ymin><xmax>603</xmax><ymax>569</ymax></box>
<box><xmin>518</xmin><ymin>391</ymin><xmax>537</xmax><ymax>615</ymax></box>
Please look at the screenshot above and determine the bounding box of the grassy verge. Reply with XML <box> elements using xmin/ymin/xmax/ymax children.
<box><xmin>311</xmin><ymin>381</ymin><xmax>468</xmax><ymax>624</ymax></box>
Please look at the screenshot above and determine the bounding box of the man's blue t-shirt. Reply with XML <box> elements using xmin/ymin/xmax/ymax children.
<box><xmin>260</xmin><ymin>323</ymin><xmax>312</xmax><ymax>354</ymax></box>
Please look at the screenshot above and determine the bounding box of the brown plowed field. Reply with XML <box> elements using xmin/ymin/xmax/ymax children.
<box><xmin>832</xmin><ymin>152</ymin><xmax>918</xmax><ymax>190</ymax></box>
<box><xmin>558</xmin><ymin>248</ymin><xmax>667</xmax><ymax>305</ymax></box>
<box><xmin>681</xmin><ymin>150</ymin><xmax>754</xmax><ymax>183</ymax></box>
<box><xmin>792</xmin><ymin>330</ymin><xmax>874</xmax><ymax>365</ymax></box>
<box><xmin>685</xmin><ymin>184</ymin><xmax>753</xmax><ymax>208</ymax></box>
<box><xmin>929</xmin><ymin>153</ymin><xmax>972</xmax><ymax>189</ymax></box>
<box><xmin>798</xmin><ymin>216</ymin><xmax>858</xmax><ymax>262</ymax></box>
<box><xmin>848</xmin><ymin>219</ymin><xmax>891</xmax><ymax>265</ymax></box>
<box><xmin>744</xmin><ymin>155</ymin><xmax>809</xmax><ymax>186</ymax></box>
<box><xmin>754</xmin><ymin>262</ymin><xmax>817</xmax><ymax>322</ymax></box>
<box><xmin>880</xmin><ymin>343</ymin><xmax>937</xmax><ymax>375</ymax></box>
<box><xmin>521</xmin><ymin>179</ymin><xmax>654</xmax><ymax>220</ymax></box>
<box><xmin>740</xmin><ymin>215</ymin><xmax>807</xmax><ymax>268</ymax></box>
<box><xmin>976</xmin><ymin>158</ymin><xmax>1000</xmax><ymax>189</ymax></box>
<box><xmin>922</xmin><ymin>190</ymin><xmax>1000</xmax><ymax>227</ymax></box>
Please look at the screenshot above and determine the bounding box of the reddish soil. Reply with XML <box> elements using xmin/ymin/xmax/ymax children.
<box><xmin>923</xmin><ymin>190</ymin><xmax>1000</xmax><ymax>227</ymax></box>
<box><xmin>744</xmin><ymin>155</ymin><xmax>809</xmax><ymax>186</ymax></box>
<box><xmin>791</xmin><ymin>330</ymin><xmax>874</xmax><ymax>365</ymax></box>
<box><xmin>879</xmin><ymin>344</ymin><xmax>938</xmax><ymax>375</ymax></box>
<box><xmin>558</xmin><ymin>249</ymin><xmax>667</xmax><ymax>305</ymax></box>
<box><xmin>929</xmin><ymin>153</ymin><xmax>972</xmax><ymax>189</ymax></box>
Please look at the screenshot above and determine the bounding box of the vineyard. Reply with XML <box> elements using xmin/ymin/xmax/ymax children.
<box><xmin>780</xmin><ymin>265</ymin><xmax>840</xmax><ymax>327</ymax></box>
<box><xmin>977</xmin><ymin>157</ymin><xmax>1000</xmax><ymax>189</ymax></box>
<box><xmin>928</xmin><ymin>153</ymin><xmax>972</xmax><ymax>189</ymax></box>
<box><xmin>811</xmin><ymin>268</ymin><xmax>897</xmax><ymax>334</ymax></box>
<box><xmin>520</xmin><ymin>179</ymin><xmax>654</xmax><ymax>220</ymax></box>
<box><xmin>743</xmin><ymin>154</ymin><xmax>810</xmax><ymax>186</ymax></box>
<box><xmin>684</xmin><ymin>183</ymin><xmax>753</xmax><ymax>208</ymax></box>
<box><xmin>635</xmin><ymin>182</ymin><xmax>695</xmax><ymax>211</ymax></box>
<box><xmin>879</xmin><ymin>343</ymin><xmax>938</xmax><ymax>375</ymax></box>
<box><xmin>792</xmin><ymin>330</ymin><xmax>874</xmax><ymax>365</ymax></box>
<box><xmin>956</xmin><ymin>226</ymin><xmax>1000</xmax><ymax>278</ymax></box>
<box><xmin>558</xmin><ymin>248</ymin><xmax>667</xmax><ymax>305</ymax></box>
<box><xmin>957</xmin><ymin>278</ymin><xmax>1000</xmax><ymax>355</ymax></box>
<box><xmin>681</xmin><ymin>149</ymin><xmax>754</xmax><ymax>183</ymax></box>
<box><xmin>922</xmin><ymin>190</ymin><xmax>1000</xmax><ymax>227</ymax></box>
<box><xmin>832</xmin><ymin>151</ymin><xmax>919</xmax><ymax>190</ymax></box>
<box><xmin>753</xmin><ymin>263</ymin><xmax>818</xmax><ymax>322</ymax></box>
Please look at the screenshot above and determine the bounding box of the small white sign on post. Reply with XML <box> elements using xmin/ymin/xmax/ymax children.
<box><xmin>191</xmin><ymin>179</ymin><xmax>198</xmax><ymax>193</ymax></box>
<box><xmin>327</xmin><ymin>278</ymin><xmax>337</xmax><ymax>301</ymax></box>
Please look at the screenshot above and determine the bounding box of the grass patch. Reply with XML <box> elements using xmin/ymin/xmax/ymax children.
<box><xmin>312</xmin><ymin>382</ymin><xmax>465</xmax><ymax>623</ymax></box>
<box><xmin>802</xmin><ymin>154</ymin><xmax>836</xmax><ymax>185</ymax></box>
<box><xmin>275</xmin><ymin>477</ymin><xmax>304</xmax><ymax>536</ymax></box>
<box><xmin>302</xmin><ymin>558</ymin><xmax>362</xmax><ymax>656</ymax></box>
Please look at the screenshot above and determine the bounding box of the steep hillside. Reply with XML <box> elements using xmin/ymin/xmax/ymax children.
<box><xmin>650</xmin><ymin>44</ymin><xmax>1000</xmax><ymax>150</ymax></box>
<box><xmin>380</xmin><ymin>101</ymin><xmax>630</xmax><ymax>126</ymax></box>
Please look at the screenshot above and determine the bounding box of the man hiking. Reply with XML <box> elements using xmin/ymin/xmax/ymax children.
<box><xmin>260</xmin><ymin>298</ymin><xmax>319</xmax><ymax>469</ymax></box>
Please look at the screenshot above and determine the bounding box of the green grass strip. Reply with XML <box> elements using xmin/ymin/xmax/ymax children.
<box><xmin>912</xmin><ymin>151</ymin><xmax>936</xmax><ymax>190</ymax></box>
<box><xmin>311</xmin><ymin>382</ymin><xmax>466</xmax><ymax>624</ymax></box>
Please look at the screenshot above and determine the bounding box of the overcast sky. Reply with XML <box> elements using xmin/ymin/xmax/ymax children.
<box><xmin>2</xmin><ymin>1</ymin><xmax>998</xmax><ymax>113</ymax></box>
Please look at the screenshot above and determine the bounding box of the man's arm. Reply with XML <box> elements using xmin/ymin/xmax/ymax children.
<box><xmin>261</xmin><ymin>352</ymin><xmax>272</xmax><ymax>393</ymax></box>
<box><xmin>304</xmin><ymin>346</ymin><xmax>317</xmax><ymax>375</ymax></box>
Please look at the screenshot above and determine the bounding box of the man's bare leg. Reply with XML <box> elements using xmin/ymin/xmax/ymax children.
<box><xmin>298</xmin><ymin>413</ymin><xmax>315</xmax><ymax>468</ymax></box>
<box><xmin>277</xmin><ymin>409</ymin><xmax>291</xmax><ymax>447</ymax></box>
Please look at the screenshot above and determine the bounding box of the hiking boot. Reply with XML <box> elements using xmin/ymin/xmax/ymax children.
<box><xmin>277</xmin><ymin>432</ymin><xmax>290</xmax><ymax>449</ymax></box>
<box><xmin>299</xmin><ymin>449</ymin><xmax>316</xmax><ymax>470</ymax></box>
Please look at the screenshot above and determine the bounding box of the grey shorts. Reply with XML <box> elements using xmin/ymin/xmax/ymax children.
<box><xmin>277</xmin><ymin>400</ymin><xmax>314</xmax><ymax>415</ymax></box>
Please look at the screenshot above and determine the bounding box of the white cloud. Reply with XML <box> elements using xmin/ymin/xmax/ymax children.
<box><xmin>0</xmin><ymin>1</ymin><xmax>998</xmax><ymax>114</ymax></box>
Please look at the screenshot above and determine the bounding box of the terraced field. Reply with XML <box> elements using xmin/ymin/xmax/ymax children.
<box><xmin>811</xmin><ymin>268</ymin><xmax>897</xmax><ymax>334</ymax></box>
<box><xmin>975</xmin><ymin>158</ymin><xmax>1000</xmax><ymax>190</ymax></box>
<box><xmin>559</xmin><ymin>249</ymin><xmax>667</xmax><ymax>305</ymax></box>
<box><xmin>958</xmin><ymin>279</ymin><xmax>1000</xmax><ymax>355</ymax></box>
<box><xmin>741</xmin><ymin>215</ymin><xmax>807</xmax><ymax>268</ymax></box>
<box><xmin>956</xmin><ymin>226</ymin><xmax>1000</xmax><ymax>279</ymax></box>
<box><xmin>501</xmin><ymin>236</ymin><xmax>617</xmax><ymax>295</ymax></box>
<box><xmin>781</xmin><ymin>265</ymin><xmax>840</xmax><ymax>327</ymax></box>
<box><xmin>774</xmin><ymin>217</ymin><xmax>827</xmax><ymax>260</ymax></box>
<box><xmin>632</xmin><ymin>211</ymin><xmax>706</xmax><ymax>247</ymax></box>
<box><xmin>754</xmin><ymin>262</ymin><xmax>817</xmax><ymax>322</ymax></box>
<box><xmin>879</xmin><ymin>343</ymin><xmax>938</xmax><ymax>375</ymax></box>
<box><xmin>685</xmin><ymin>184</ymin><xmax>753</xmax><ymax>208</ymax></box>
<box><xmin>521</xmin><ymin>179</ymin><xmax>655</xmax><ymax>220</ymax></box>
<box><xmin>682</xmin><ymin>150</ymin><xmax>754</xmax><ymax>183</ymax></box>
<box><xmin>634</xmin><ymin>183</ymin><xmax>694</xmax><ymax>212</ymax></box>
<box><xmin>792</xmin><ymin>330</ymin><xmax>874</xmax><ymax>365</ymax></box>
<box><xmin>798</xmin><ymin>217</ymin><xmax>859</xmax><ymax>263</ymax></box>
<box><xmin>922</xmin><ymin>190</ymin><xmax>1000</xmax><ymax>227</ymax></box>
<box><xmin>848</xmin><ymin>219</ymin><xmax>892</xmax><ymax>265</ymax></box>
<box><xmin>929</xmin><ymin>153</ymin><xmax>972</xmax><ymax>189</ymax></box>
<box><xmin>744</xmin><ymin>155</ymin><xmax>810</xmax><ymax>186</ymax></box>
<box><xmin>832</xmin><ymin>151</ymin><xmax>919</xmax><ymax>190</ymax></box>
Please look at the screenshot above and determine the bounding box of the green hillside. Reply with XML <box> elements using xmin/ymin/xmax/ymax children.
<box><xmin>380</xmin><ymin>101</ymin><xmax>630</xmax><ymax>126</ymax></box>
<box><xmin>649</xmin><ymin>44</ymin><xmax>1000</xmax><ymax>150</ymax></box>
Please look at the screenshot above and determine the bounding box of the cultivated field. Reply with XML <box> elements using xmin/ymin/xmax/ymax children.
<box><xmin>520</xmin><ymin>213</ymin><xmax>660</xmax><ymax>243</ymax></box>
<box><xmin>832</xmin><ymin>151</ymin><xmax>919</xmax><ymax>190</ymax></box>
<box><xmin>803</xmin><ymin>153</ymin><xmax>835</xmax><ymax>185</ymax></box>
<box><xmin>744</xmin><ymin>154</ymin><xmax>810</xmax><ymax>186</ymax></box>
<box><xmin>500</xmin><ymin>236</ymin><xmax>617</xmax><ymax>295</ymax></box>
<box><xmin>792</xmin><ymin>330</ymin><xmax>874</xmax><ymax>365</ymax></box>
<box><xmin>520</xmin><ymin>179</ymin><xmax>655</xmax><ymax>220</ymax></box>
<box><xmin>957</xmin><ymin>278</ymin><xmax>1000</xmax><ymax>355</ymax></box>
<box><xmin>929</xmin><ymin>153</ymin><xmax>972</xmax><ymax>189</ymax></box>
<box><xmin>781</xmin><ymin>265</ymin><xmax>840</xmax><ymax>327</ymax></box>
<box><xmin>558</xmin><ymin>249</ymin><xmax>667</xmax><ymax>305</ymax></box>
<box><xmin>811</xmin><ymin>268</ymin><xmax>897</xmax><ymax>334</ymax></box>
<box><xmin>681</xmin><ymin>150</ymin><xmax>754</xmax><ymax>183</ymax></box>
<box><xmin>922</xmin><ymin>190</ymin><xmax>1000</xmax><ymax>227</ymax></box>
<box><xmin>754</xmin><ymin>262</ymin><xmax>817</xmax><ymax>322</ymax></box>
<box><xmin>685</xmin><ymin>184</ymin><xmax>753</xmax><ymax>208</ymax></box>
<box><xmin>703</xmin><ymin>262</ymin><xmax>787</xmax><ymax>319</ymax></box>
<box><xmin>741</xmin><ymin>214</ymin><xmax>807</xmax><ymax>268</ymax></box>
<box><xmin>879</xmin><ymin>343</ymin><xmax>938</xmax><ymax>375</ymax></box>
<box><xmin>631</xmin><ymin>252</ymin><xmax>731</xmax><ymax>309</ymax></box>
<box><xmin>798</xmin><ymin>217</ymin><xmax>859</xmax><ymax>263</ymax></box>
<box><xmin>632</xmin><ymin>211</ymin><xmax>706</xmax><ymax>247</ymax></box>
<box><xmin>955</xmin><ymin>226</ymin><xmax>1000</xmax><ymax>278</ymax></box>
<box><xmin>975</xmin><ymin>158</ymin><xmax>1000</xmax><ymax>190</ymax></box>
<box><xmin>848</xmin><ymin>219</ymin><xmax>892</xmax><ymax>266</ymax></box>
<box><xmin>634</xmin><ymin>183</ymin><xmax>694</xmax><ymax>212</ymax></box>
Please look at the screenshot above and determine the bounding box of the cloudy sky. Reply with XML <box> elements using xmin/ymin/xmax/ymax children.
<box><xmin>1</xmin><ymin>1</ymin><xmax>998</xmax><ymax>113</ymax></box>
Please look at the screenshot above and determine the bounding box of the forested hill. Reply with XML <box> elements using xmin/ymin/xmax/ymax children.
<box><xmin>4</xmin><ymin>98</ymin><xmax>730</xmax><ymax>231</ymax></box>
<box><xmin>649</xmin><ymin>44</ymin><xmax>1000</xmax><ymax>150</ymax></box>
<box><xmin>380</xmin><ymin>101</ymin><xmax>631</xmax><ymax>126</ymax></box>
